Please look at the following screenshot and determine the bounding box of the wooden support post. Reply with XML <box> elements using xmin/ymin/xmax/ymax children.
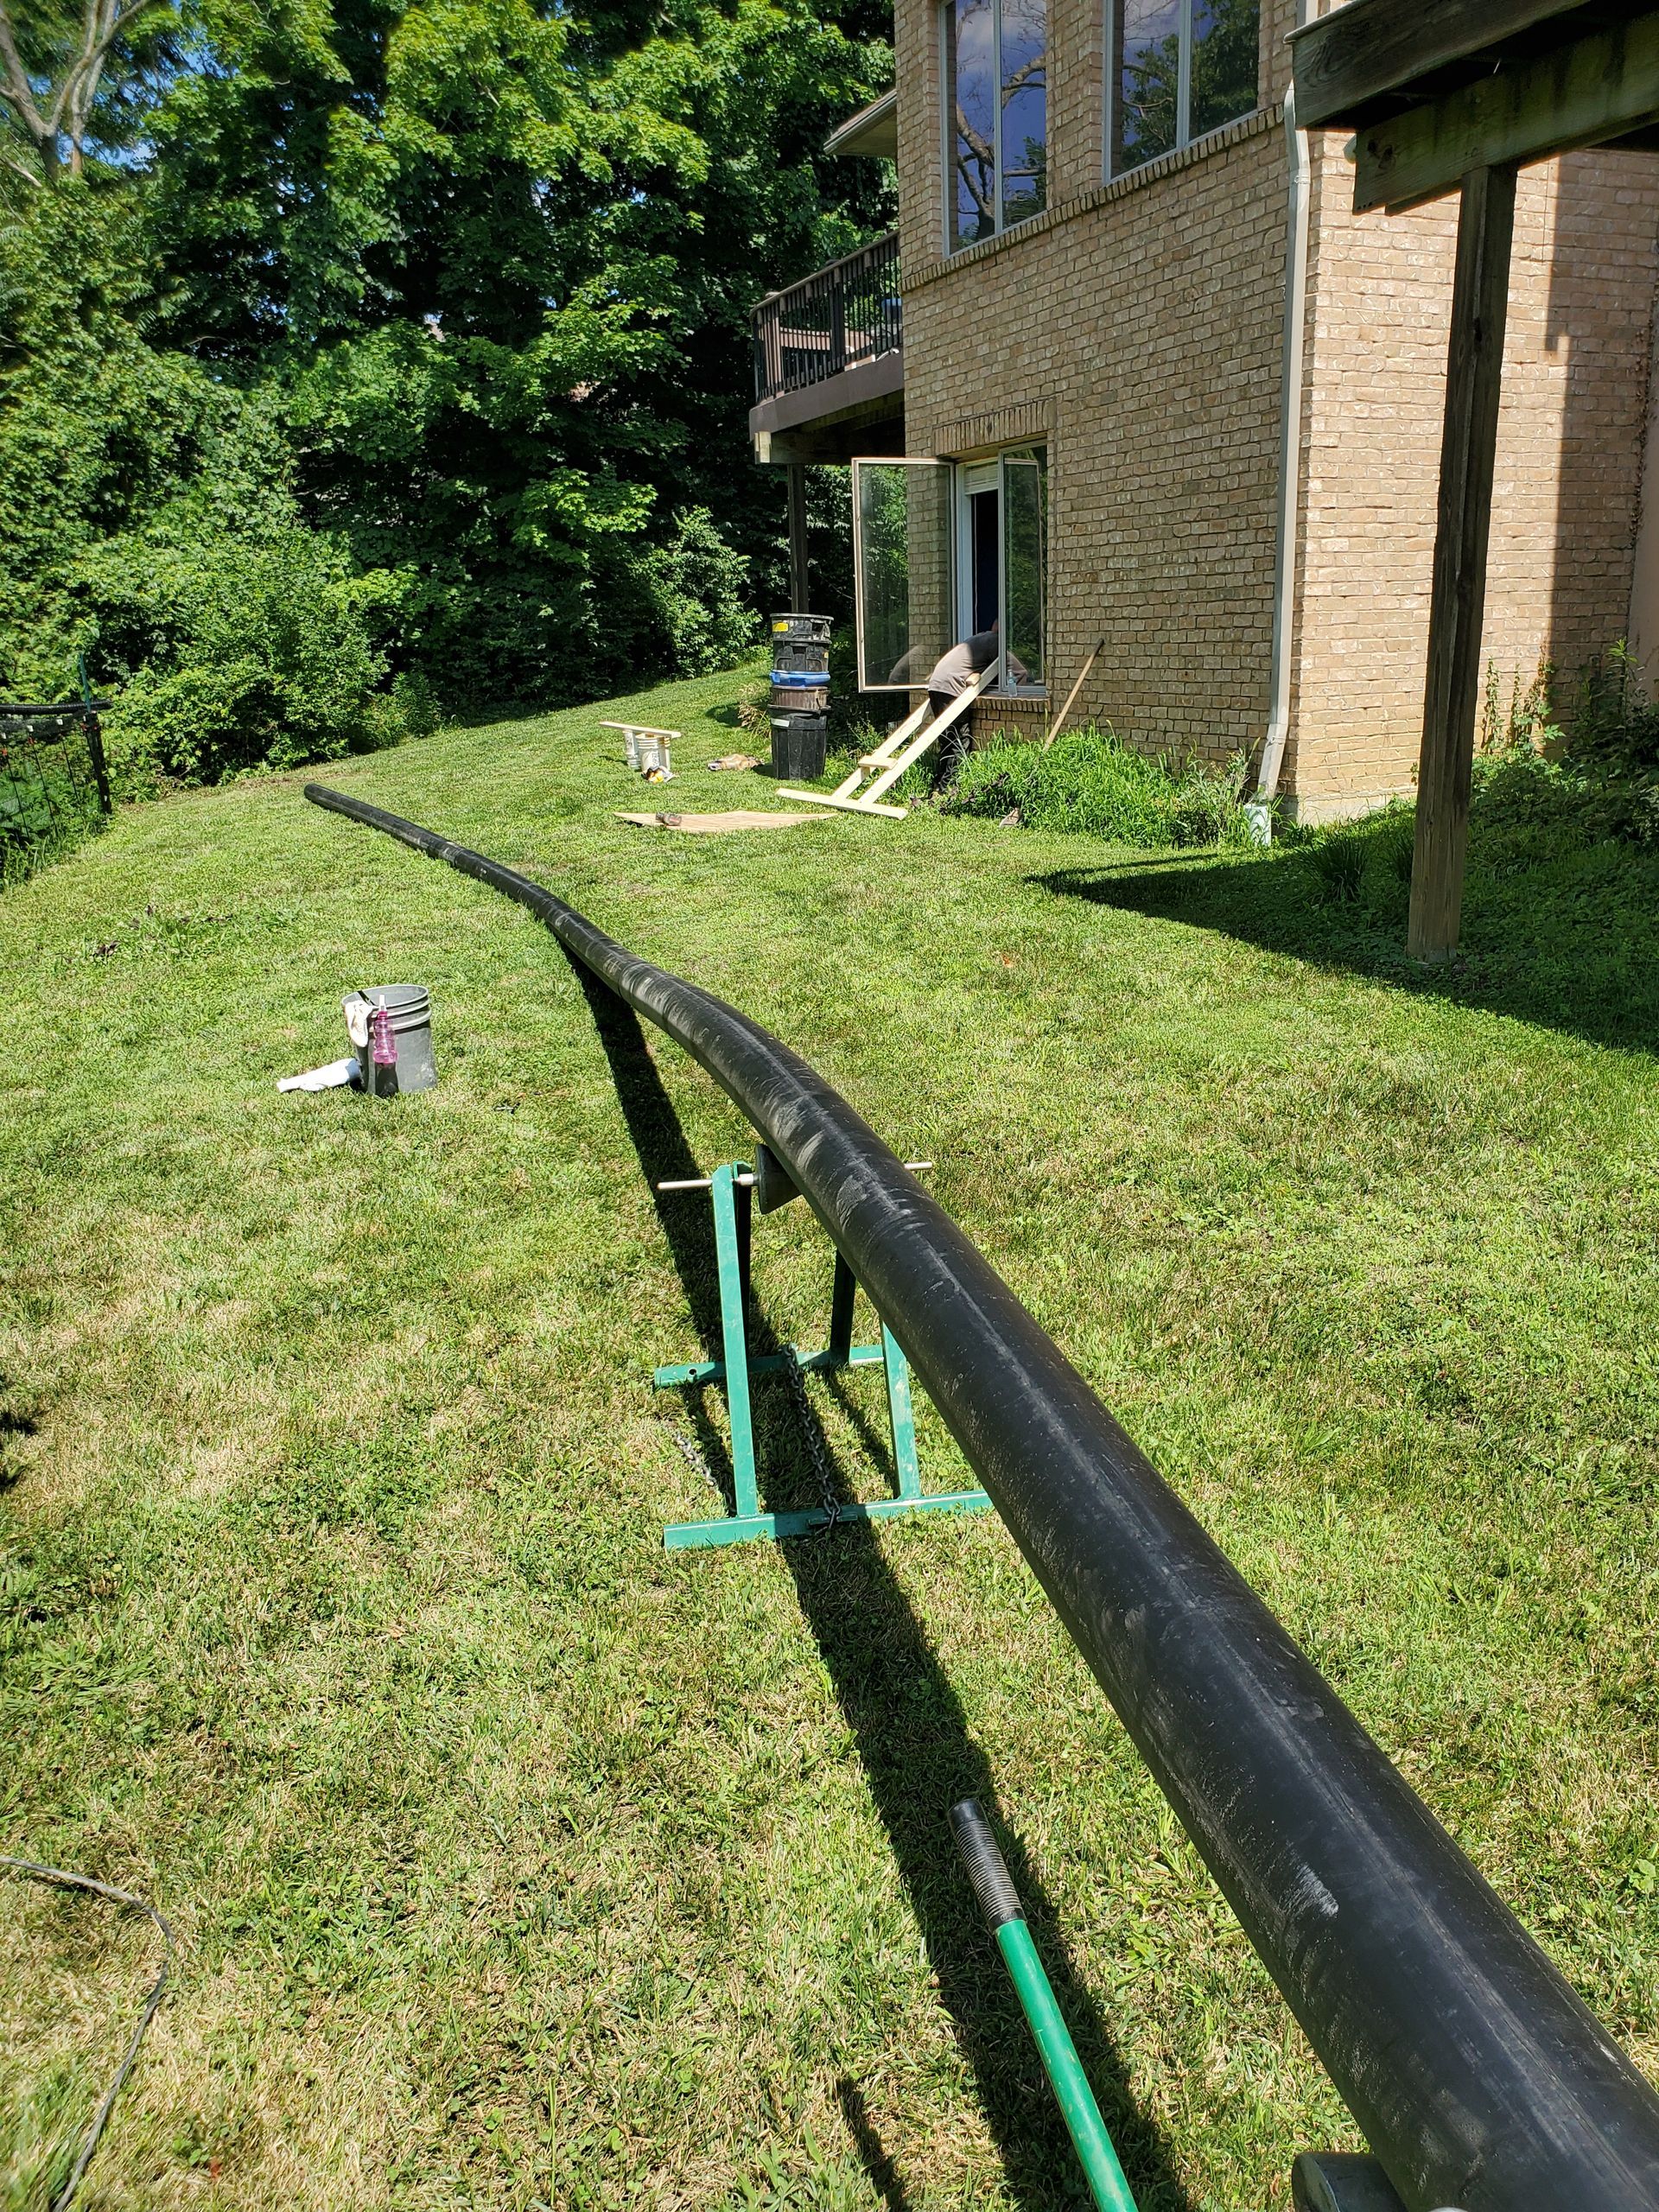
<box><xmin>786</xmin><ymin>463</ymin><xmax>810</xmax><ymax>614</ymax></box>
<box><xmin>1408</xmin><ymin>162</ymin><xmax>1516</xmax><ymax>964</ymax></box>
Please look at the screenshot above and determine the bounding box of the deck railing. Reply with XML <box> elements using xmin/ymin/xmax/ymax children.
<box><xmin>753</xmin><ymin>232</ymin><xmax>901</xmax><ymax>405</ymax></box>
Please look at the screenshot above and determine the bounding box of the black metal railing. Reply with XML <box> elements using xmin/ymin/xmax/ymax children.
<box><xmin>753</xmin><ymin>232</ymin><xmax>900</xmax><ymax>405</ymax></box>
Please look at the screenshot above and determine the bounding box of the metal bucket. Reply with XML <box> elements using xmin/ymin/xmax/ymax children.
<box><xmin>343</xmin><ymin>984</ymin><xmax>435</xmax><ymax>1098</ymax></box>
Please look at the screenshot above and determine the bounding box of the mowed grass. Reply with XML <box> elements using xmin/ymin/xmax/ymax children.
<box><xmin>2</xmin><ymin>669</ymin><xmax>1656</xmax><ymax>2211</ymax></box>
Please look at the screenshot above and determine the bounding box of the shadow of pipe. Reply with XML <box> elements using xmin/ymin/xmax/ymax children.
<box><xmin>569</xmin><ymin>962</ymin><xmax>736</xmax><ymax>1507</ymax></box>
<box><xmin>571</xmin><ymin>957</ymin><xmax>1192</xmax><ymax>2212</ymax></box>
<box><xmin>836</xmin><ymin>2076</ymin><xmax>913</xmax><ymax>2211</ymax></box>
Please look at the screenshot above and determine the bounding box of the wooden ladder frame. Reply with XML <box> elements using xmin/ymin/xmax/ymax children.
<box><xmin>778</xmin><ymin>668</ymin><xmax>991</xmax><ymax>819</ymax></box>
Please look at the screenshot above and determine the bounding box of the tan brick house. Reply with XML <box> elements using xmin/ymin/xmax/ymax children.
<box><xmin>749</xmin><ymin>0</ymin><xmax>1659</xmax><ymax>819</ymax></box>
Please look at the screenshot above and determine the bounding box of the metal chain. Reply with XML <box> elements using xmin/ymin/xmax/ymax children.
<box><xmin>665</xmin><ymin>1421</ymin><xmax>717</xmax><ymax>1494</ymax></box>
<box><xmin>780</xmin><ymin>1346</ymin><xmax>841</xmax><ymax>1536</ymax></box>
<box><xmin>662</xmin><ymin>1357</ymin><xmax>843</xmax><ymax>1537</ymax></box>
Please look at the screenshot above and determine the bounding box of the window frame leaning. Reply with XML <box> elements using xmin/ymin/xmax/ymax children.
<box><xmin>942</xmin><ymin>0</ymin><xmax>1049</xmax><ymax>253</ymax></box>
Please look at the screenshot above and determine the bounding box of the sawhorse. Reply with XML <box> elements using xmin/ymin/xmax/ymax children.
<box><xmin>652</xmin><ymin>1159</ymin><xmax>991</xmax><ymax>1549</ymax></box>
<box><xmin>777</xmin><ymin>668</ymin><xmax>991</xmax><ymax>819</ymax></box>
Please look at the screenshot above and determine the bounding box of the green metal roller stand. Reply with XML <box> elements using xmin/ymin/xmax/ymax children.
<box><xmin>654</xmin><ymin>1160</ymin><xmax>991</xmax><ymax>1549</ymax></box>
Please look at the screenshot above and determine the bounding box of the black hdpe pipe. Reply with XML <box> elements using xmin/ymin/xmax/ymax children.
<box><xmin>306</xmin><ymin>784</ymin><xmax>1659</xmax><ymax>2212</ymax></box>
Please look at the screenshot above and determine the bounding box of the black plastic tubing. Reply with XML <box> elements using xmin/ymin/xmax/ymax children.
<box><xmin>305</xmin><ymin>783</ymin><xmax>1659</xmax><ymax>2212</ymax></box>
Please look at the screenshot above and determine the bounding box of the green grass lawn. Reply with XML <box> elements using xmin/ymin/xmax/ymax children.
<box><xmin>3</xmin><ymin>671</ymin><xmax>1656</xmax><ymax>2211</ymax></box>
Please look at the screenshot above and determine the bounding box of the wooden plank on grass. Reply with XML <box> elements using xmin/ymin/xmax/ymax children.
<box><xmin>776</xmin><ymin>788</ymin><xmax>909</xmax><ymax>818</ymax></box>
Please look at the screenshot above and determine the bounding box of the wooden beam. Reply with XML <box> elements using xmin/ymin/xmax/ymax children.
<box><xmin>1408</xmin><ymin>162</ymin><xmax>1516</xmax><ymax>965</ymax></box>
<box><xmin>1356</xmin><ymin>9</ymin><xmax>1659</xmax><ymax>209</ymax></box>
<box><xmin>786</xmin><ymin>463</ymin><xmax>810</xmax><ymax>613</ymax></box>
<box><xmin>775</xmin><ymin>788</ymin><xmax>909</xmax><ymax>818</ymax></box>
<box><xmin>1288</xmin><ymin>0</ymin><xmax>1629</xmax><ymax>130</ymax></box>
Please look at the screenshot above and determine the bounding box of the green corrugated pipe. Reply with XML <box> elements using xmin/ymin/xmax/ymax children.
<box><xmin>949</xmin><ymin>1798</ymin><xmax>1140</xmax><ymax>2212</ymax></box>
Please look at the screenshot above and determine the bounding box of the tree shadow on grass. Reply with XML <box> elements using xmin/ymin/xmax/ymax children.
<box><xmin>569</xmin><ymin>960</ymin><xmax>1193</xmax><ymax>2212</ymax></box>
<box><xmin>1033</xmin><ymin>765</ymin><xmax>1659</xmax><ymax>1058</ymax></box>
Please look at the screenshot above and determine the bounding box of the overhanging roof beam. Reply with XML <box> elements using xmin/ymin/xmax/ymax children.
<box><xmin>1356</xmin><ymin>8</ymin><xmax>1659</xmax><ymax>210</ymax></box>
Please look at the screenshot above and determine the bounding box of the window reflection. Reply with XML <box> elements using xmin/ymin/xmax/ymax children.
<box><xmin>1191</xmin><ymin>0</ymin><xmax>1260</xmax><ymax>141</ymax></box>
<box><xmin>1109</xmin><ymin>0</ymin><xmax>1258</xmax><ymax>177</ymax></box>
<box><xmin>946</xmin><ymin>0</ymin><xmax>1046</xmax><ymax>251</ymax></box>
<box><xmin>1001</xmin><ymin>0</ymin><xmax>1048</xmax><ymax>227</ymax></box>
<box><xmin>1113</xmin><ymin>0</ymin><xmax>1179</xmax><ymax>172</ymax></box>
<box><xmin>949</xmin><ymin>0</ymin><xmax>998</xmax><ymax>246</ymax></box>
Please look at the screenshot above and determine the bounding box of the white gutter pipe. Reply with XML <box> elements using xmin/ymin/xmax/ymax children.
<box><xmin>1256</xmin><ymin>63</ymin><xmax>1313</xmax><ymax>801</ymax></box>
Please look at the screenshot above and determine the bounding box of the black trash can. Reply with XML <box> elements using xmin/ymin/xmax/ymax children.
<box><xmin>772</xmin><ymin>639</ymin><xmax>830</xmax><ymax>676</ymax></box>
<box><xmin>770</xmin><ymin>712</ymin><xmax>829</xmax><ymax>781</ymax></box>
<box><xmin>769</xmin><ymin>612</ymin><xmax>834</xmax><ymax>647</ymax></box>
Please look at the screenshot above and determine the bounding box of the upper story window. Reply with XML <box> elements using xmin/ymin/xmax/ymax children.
<box><xmin>1109</xmin><ymin>0</ymin><xmax>1259</xmax><ymax>176</ymax></box>
<box><xmin>945</xmin><ymin>0</ymin><xmax>1048</xmax><ymax>251</ymax></box>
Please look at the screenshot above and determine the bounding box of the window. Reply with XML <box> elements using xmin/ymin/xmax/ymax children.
<box><xmin>853</xmin><ymin>460</ymin><xmax>957</xmax><ymax>690</ymax></box>
<box><xmin>945</xmin><ymin>0</ymin><xmax>1047</xmax><ymax>251</ymax></box>
<box><xmin>852</xmin><ymin>450</ymin><xmax>1046</xmax><ymax>694</ymax></box>
<box><xmin>1109</xmin><ymin>0</ymin><xmax>1258</xmax><ymax>177</ymax></box>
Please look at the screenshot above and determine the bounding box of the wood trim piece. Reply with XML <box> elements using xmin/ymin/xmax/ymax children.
<box><xmin>1353</xmin><ymin>9</ymin><xmax>1659</xmax><ymax>209</ymax></box>
<box><xmin>1290</xmin><ymin>0</ymin><xmax>1653</xmax><ymax>130</ymax></box>
<box><xmin>747</xmin><ymin>351</ymin><xmax>905</xmax><ymax>442</ymax></box>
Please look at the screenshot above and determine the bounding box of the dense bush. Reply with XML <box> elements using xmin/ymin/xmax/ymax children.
<box><xmin>96</xmin><ymin>529</ymin><xmax>391</xmax><ymax>782</ymax></box>
<box><xmin>0</xmin><ymin>0</ymin><xmax>892</xmax><ymax>787</ymax></box>
<box><xmin>1570</xmin><ymin>645</ymin><xmax>1659</xmax><ymax>845</ymax></box>
<box><xmin>942</xmin><ymin>725</ymin><xmax>1259</xmax><ymax>848</ymax></box>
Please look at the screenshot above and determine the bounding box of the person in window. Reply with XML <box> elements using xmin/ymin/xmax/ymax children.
<box><xmin>923</xmin><ymin>620</ymin><xmax>1027</xmax><ymax>789</ymax></box>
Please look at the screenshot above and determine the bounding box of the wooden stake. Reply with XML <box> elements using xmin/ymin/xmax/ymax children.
<box><xmin>1043</xmin><ymin>639</ymin><xmax>1105</xmax><ymax>751</ymax></box>
<box><xmin>1408</xmin><ymin>162</ymin><xmax>1516</xmax><ymax>964</ymax></box>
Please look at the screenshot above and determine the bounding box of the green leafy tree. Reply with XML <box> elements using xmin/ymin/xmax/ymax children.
<box><xmin>0</xmin><ymin>0</ymin><xmax>893</xmax><ymax>768</ymax></box>
<box><xmin>0</xmin><ymin>0</ymin><xmax>178</xmax><ymax>187</ymax></box>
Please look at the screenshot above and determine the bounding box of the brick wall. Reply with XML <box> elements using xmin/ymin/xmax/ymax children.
<box><xmin>902</xmin><ymin>111</ymin><xmax>1290</xmax><ymax>761</ymax></box>
<box><xmin>891</xmin><ymin>0</ymin><xmax>1659</xmax><ymax>805</ymax></box>
<box><xmin>1288</xmin><ymin>145</ymin><xmax>1659</xmax><ymax>816</ymax></box>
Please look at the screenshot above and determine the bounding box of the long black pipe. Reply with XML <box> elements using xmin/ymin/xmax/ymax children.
<box><xmin>306</xmin><ymin>783</ymin><xmax>1659</xmax><ymax>2212</ymax></box>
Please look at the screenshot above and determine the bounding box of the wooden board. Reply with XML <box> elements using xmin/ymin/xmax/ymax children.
<box><xmin>615</xmin><ymin>810</ymin><xmax>825</xmax><ymax>833</ymax></box>
<box><xmin>774</xmin><ymin>789</ymin><xmax>909</xmax><ymax>819</ymax></box>
<box><xmin>1289</xmin><ymin>0</ymin><xmax>1652</xmax><ymax>130</ymax></box>
<box><xmin>1354</xmin><ymin>9</ymin><xmax>1659</xmax><ymax>209</ymax></box>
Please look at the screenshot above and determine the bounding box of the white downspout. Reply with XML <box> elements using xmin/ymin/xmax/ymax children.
<box><xmin>1256</xmin><ymin>63</ymin><xmax>1313</xmax><ymax>801</ymax></box>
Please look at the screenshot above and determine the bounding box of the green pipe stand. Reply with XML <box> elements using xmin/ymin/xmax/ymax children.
<box><xmin>653</xmin><ymin>1154</ymin><xmax>991</xmax><ymax>1550</ymax></box>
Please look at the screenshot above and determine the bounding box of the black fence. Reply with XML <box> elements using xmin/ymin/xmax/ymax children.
<box><xmin>753</xmin><ymin>232</ymin><xmax>901</xmax><ymax>406</ymax></box>
<box><xmin>0</xmin><ymin>702</ymin><xmax>113</xmax><ymax>886</ymax></box>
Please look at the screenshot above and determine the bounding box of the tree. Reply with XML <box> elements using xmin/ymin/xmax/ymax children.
<box><xmin>1</xmin><ymin>0</ymin><xmax>895</xmax><ymax>753</ymax></box>
<box><xmin>0</xmin><ymin>0</ymin><xmax>175</xmax><ymax>186</ymax></box>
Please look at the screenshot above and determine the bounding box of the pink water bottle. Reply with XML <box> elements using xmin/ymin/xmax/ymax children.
<box><xmin>370</xmin><ymin>1005</ymin><xmax>397</xmax><ymax>1075</ymax></box>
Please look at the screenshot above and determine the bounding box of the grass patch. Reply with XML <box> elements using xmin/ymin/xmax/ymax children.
<box><xmin>943</xmin><ymin>727</ymin><xmax>1256</xmax><ymax>849</ymax></box>
<box><xmin>3</xmin><ymin>672</ymin><xmax>1657</xmax><ymax>2209</ymax></box>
